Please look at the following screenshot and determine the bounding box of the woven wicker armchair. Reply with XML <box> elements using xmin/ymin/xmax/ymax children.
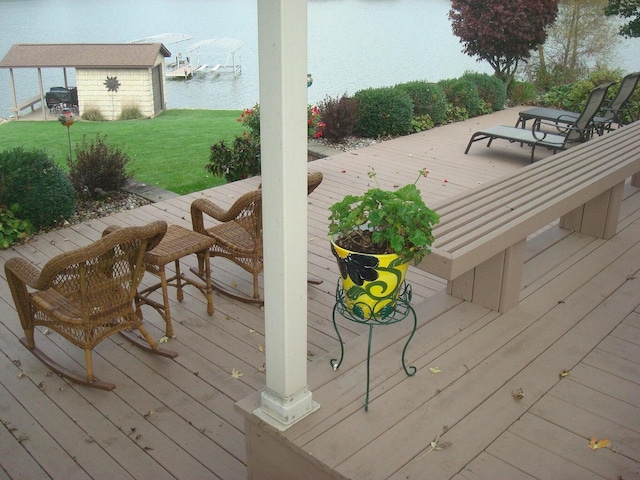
<box><xmin>4</xmin><ymin>220</ymin><xmax>177</xmax><ymax>390</ymax></box>
<box><xmin>191</xmin><ymin>171</ymin><xmax>323</xmax><ymax>303</ymax></box>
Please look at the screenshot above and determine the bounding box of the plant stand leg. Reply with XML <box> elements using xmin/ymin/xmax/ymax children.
<box><xmin>330</xmin><ymin>302</ymin><xmax>345</xmax><ymax>371</ymax></box>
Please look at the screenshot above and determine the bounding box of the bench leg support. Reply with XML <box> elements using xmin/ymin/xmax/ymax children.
<box><xmin>560</xmin><ymin>182</ymin><xmax>624</xmax><ymax>240</ymax></box>
<box><xmin>632</xmin><ymin>173</ymin><xmax>640</xmax><ymax>188</ymax></box>
<box><xmin>447</xmin><ymin>239</ymin><xmax>526</xmax><ymax>313</ymax></box>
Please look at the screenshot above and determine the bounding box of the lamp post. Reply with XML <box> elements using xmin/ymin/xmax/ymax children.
<box><xmin>58</xmin><ymin>108</ymin><xmax>74</xmax><ymax>159</ymax></box>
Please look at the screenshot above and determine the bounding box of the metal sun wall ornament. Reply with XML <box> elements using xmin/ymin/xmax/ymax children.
<box><xmin>104</xmin><ymin>76</ymin><xmax>121</xmax><ymax>92</ymax></box>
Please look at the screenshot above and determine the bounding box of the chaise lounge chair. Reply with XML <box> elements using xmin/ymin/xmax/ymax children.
<box><xmin>517</xmin><ymin>72</ymin><xmax>640</xmax><ymax>133</ymax></box>
<box><xmin>465</xmin><ymin>83</ymin><xmax>611</xmax><ymax>163</ymax></box>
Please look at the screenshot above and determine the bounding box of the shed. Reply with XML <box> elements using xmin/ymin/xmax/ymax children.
<box><xmin>0</xmin><ymin>43</ymin><xmax>171</xmax><ymax>120</ymax></box>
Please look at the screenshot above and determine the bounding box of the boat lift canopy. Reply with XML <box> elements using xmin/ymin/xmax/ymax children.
<box><xmin>187</xmin><ymin>38</ymin><xmax>243</xmax><ymax>77</ymax></box>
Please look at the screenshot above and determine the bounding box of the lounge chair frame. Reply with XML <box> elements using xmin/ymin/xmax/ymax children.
<box><xmin>465</xmin><ymin>83</ymin><xmax>612</xmax><ymax>163</ymax></box>
<box><xmin>517</xmin><ymin>72</ymin><xmax>639</xmax><ymax>133</ymax></box>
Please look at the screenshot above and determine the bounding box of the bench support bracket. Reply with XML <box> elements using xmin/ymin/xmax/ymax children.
<box><xmin>447</xmin><ymin>239</ymin><xmax>526</xmax><ymax>313</ymax></box>
<box><xmin>560</xmin><ymin>182</ymin><xmax>624</xmax><ymax>240</ymax></box>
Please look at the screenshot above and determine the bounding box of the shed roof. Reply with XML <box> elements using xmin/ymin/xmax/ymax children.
<box><xmin>0</xmin><ymin>43</ymin><xmax>171</xmax><ymax>69</ymax></box>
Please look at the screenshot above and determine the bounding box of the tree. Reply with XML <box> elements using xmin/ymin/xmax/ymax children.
<box><xmin>532</xmin><ymin>0</ymin><xmax>619</xmax><ymax>87</ymax></box>
<box><xmin>449</xmin><ymin>0</ymin><xmax>559</xmax><ymax>90</ymax></box>
<box><xmin>604</xmin><ymin>0</ymin><xmax>640</xmax><ymax>37</ymax></box>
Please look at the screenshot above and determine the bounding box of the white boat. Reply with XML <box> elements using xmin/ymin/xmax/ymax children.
<box><xmin>186</xmin><ymin>38</ymin><xmax>243</xmax><ymax>78</ymax></box>
<box><xmin>130</xmin><ymin>33</ymin><xmax>195</xmax><ymax>79</ymax></box>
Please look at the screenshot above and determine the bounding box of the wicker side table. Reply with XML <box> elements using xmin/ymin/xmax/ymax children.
<box><xmin>137</xmin><ymin>224</ymin><xmax>216</xmax><ymax>338</ymax></box>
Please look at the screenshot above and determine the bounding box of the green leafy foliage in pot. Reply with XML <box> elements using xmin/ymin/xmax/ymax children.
<box><xmin>328</xmin><ymin>168</ymin><xmax>440</xmax><ymax>265</ymax></box>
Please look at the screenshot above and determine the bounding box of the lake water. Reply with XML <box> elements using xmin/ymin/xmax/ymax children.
<box><xmin>1</xmin><ymin>0</ymin><xmax>639</xmax><ymax>117</ymax></box>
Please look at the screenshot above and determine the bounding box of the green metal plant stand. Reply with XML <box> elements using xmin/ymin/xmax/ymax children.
<box><xmin>330</xmin><ymin>281</ymin><xmax>417</xmax><ymax>411</ymax></box>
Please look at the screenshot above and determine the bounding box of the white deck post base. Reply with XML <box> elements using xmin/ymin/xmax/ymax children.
<box><xmin>254</xmin><ymin>387</ymin><xmax>320</xmax><ymax>432</ymax></box>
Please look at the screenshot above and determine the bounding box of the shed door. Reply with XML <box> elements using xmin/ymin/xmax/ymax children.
<box><xmin>152</xmin><ymin>65</ymin><xmax>164</xmax><ymax>115</ymax></box>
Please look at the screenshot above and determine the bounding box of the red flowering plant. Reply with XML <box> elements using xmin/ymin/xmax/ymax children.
<box><xmin>238</xmin><ymin>104</ymin><xmax>260</xmax><ymax>137</ymax></box>
<box><xmin>308</xmin><ymin>105</ymin><xmax>325</xmax><ymax>139</ymax></box>
<box><xmin>238</xmin><ymin>103</ymin><xmax>324</xmax><ymax>139</ymax></box>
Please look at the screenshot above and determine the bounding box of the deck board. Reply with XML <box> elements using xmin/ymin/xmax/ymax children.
<box><xmin>2</xmin><ymin>110</ymin><xmax>639</xmax><ymax>479</ymax></box>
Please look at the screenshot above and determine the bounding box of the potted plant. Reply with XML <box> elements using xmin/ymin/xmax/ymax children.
<box><xmin>328</xmin><ymin>167</ymin><xmax>440</xmax><ymax>319</ymax></box>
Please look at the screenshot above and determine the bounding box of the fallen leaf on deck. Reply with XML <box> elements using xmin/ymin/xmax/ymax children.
<box><xmin>258</xmin><ymin>344</ymin><xmax>264</xmax><ymax>353</ymax></box>
<box><xmin>428</xmin><ymin>367</ymin><xmax>442</xmax><ymax>374</ymax></box>
<box><xmin>411</xmin><ymin>426</ymin><xmax>452</xmax><ymax>462</ymax></box>
<box><xmin>230</xmin><ymin>281</ymin><xmax>238</xmax><ymax>288</ymax></box>
<box><xmin>588</xmin><ymin>437</ymin><xmax>611</xmax><ymax>450</ymax></box>
<box><xmin>158</xmin><ymin>336</ymin><xmax>169</xmax><ymax>344</ymax></box>
<box><xmin>559</xmin><ymin>369</ymin><xmax>571</xmax><ymax>378</ymax></box>
<box><xmin>511</xmin><ymin>388</ymin><xmax>524</xmax><ymax>400</ymax></box>
<box><xmin>231</xmin><ymin>368</ymin><xmax>244</xmax><ymax>379</ymax></box>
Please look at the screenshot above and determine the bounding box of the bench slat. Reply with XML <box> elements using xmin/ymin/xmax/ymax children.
<box><xmin>418</xmin><ymin>123</ymin><xmax>640</xmax><ymax>282</ymax></box>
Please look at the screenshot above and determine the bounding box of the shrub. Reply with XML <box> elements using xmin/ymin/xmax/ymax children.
<box><xmin>0</xmin><ymin>204</ymin><xmax>34</xmax><ymax>248</ymax></box>
<box><xmin>308</xmin><ymin>105</ymin><xmax>325</xmax><ymax>139</ymax></box>
<box><xmin>395</xmin><ymin>81</ymin><xmax>448</xmax><ymax>125</ymax></box>
<box><xmin>67</xmin><ymin>134</ymin><xmax>133</xmax><ymax>199</ymax></box>
<box><xmin>317</xmin><ymin>94</ymin><xmax>360</xmax><ymax>142</ymax></box>
<box><xmin>411</xmin><ymin>114</ymin><xmax>436</xmax><ymax>132</ymax></box>
<box><xmin>119</xmin><ymin>105</ymin><xmax>144</xmax><ymax>120</ymax></box>
<box><xmin>354</xmin><ymin>86</ymin><xmax>414</xmax><ymax>138</ymax></box>
<box><xmin>508</xmin><ymin>81</ymin><xmax>538</xmax><ymax>105</ymax></box>
<box><xmin>542</xmin><ymin>68</ymin><xmax>625</xmax><ymax>111</ymax></box>
<box><xmin>81</xmin><ymin>108</ymin><xmax>106</xmax><ymax>121</ymax></box>
<box><xmin>206</xmin><ymin>135</ymin><xmax>261</xmax><ymax>182</ymax></box>
<box><xmin>239</xmin><ymin>104</ymin><xmax>260</xmax><ymax>137</ymax></box>
<box><xmin>0</xmin><ymin>147</ymin><xmax>76</xmax><ymax>230</ymax></box>
<box><xmin>461</xmin><ymin>72</ymin><xmax>507</xmax><ymax>111</ymax></box>
<box><xmin>238</xmin><ymin>103</ymin><xmax>326</xmax><ymax>139</ymax></box>
<box><xmin>438</xmin><ymin>78</ymin><xmax>481</xmax><ymax>117</ymax></box>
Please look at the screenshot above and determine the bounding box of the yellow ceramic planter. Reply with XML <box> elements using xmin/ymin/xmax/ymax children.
<box><xmin>331</xmin><ymin>240</ymin><xmax>409</xmax><ymax>319</ymax></box>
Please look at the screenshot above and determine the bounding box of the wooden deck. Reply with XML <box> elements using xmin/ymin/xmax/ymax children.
<box><xmin>1</xmin><ymin>108</ymin><xmax>639</xmax><ymax>480</ymax></box>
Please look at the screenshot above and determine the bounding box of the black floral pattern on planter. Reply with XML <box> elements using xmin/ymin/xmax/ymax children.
<box><xmin>331</xmin><ymin>243</ymin><xmax>380</xmax><ymax>286</ymax></box>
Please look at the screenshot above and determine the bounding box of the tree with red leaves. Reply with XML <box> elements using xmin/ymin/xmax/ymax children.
<box><xmin>449</xmin><ymin>0</ymin><xmax>559</xmax><ymax>89</ymax></box>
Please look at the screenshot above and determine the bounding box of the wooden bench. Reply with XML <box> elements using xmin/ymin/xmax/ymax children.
<box><xmin>10</xmin><ymin>95</ymin><xmax>43</xmax><ymax>117</ymax></box>
<box><xmin>416</xmin><ymin>120</ymin><xmax>640</xmax><ymax>313</ymax></box>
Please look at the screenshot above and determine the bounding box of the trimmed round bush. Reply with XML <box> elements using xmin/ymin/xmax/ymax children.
<box><xmin>0</xmin><ymin>147</ymin><xmax>76</xmax><ymax>230</ymax></box>
<box><xmin>462</xmin><ymin>72</ymin><xmax>507</xmax><ymax>111</ymax></box>
<box><xmin>395</xmin><ymin>81</ymin><xmax>448</xmax><ymax>125</ymax></box>
<box><xmin>438</xmin><ymin>78</ymin><xmax>481</xmax><ymax>117</ymax></box>
<box><xmin>354</xmin><ymin>86</ymin><xmax>414</xmax><ymax>138</ymax></box>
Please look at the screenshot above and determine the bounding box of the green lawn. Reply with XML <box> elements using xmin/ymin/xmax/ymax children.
<box><xmin>0</xmin><ymin>109</ymin><xmax>245</xmax><ymax>195</ymax></box>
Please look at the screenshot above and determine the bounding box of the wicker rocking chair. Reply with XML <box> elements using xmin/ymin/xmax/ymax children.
<box><xmin>4</xmin><ymin>220</ymin><xmax>177</xmax><ymax>390</ymax></box>
<box><xmin>191</xmin><ymin>171</ymin><xmax>323</xmax><ymax>304</ymax></box>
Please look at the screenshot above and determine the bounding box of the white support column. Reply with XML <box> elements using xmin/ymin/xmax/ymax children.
<box><xmin>254</xmin><ymin>0</ymin><xmax>319</xmax><ymax>431</ymax></box>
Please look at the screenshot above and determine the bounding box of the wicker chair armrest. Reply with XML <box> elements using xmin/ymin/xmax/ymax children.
<box><xmin>191</xmin><ymin>198</ymin><xmax>230</xmax><ymax>223</ymax></box>
<box><xmin>101</xmin><ymin>224</ymin><xmax>123</xmax><ymax>237</ymax></box>
<box><xmin>4</xmin><ymin>257</ymin><xmax>47</xmax><ymax>290</ymax></box>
